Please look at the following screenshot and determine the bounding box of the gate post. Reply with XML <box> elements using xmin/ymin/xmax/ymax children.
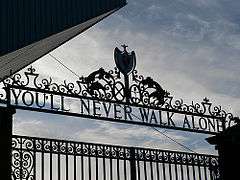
<box><xmin>0</xmin><ymin>107</ymin><xmax>16</xmax><ymax>180</ymax></box>
<box><xmin>207</xmin><ymin>123</ymin><xmax>240</xmax><ymax>180</ymax></box>
<box><xmin>130</xmin><ymin>147</ymin><xmax>136</xmax><ymax>180</ymax></box>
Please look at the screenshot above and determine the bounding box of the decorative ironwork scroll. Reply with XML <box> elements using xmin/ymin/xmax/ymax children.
<box><xmin>12</xmin><ymin>137</ymin><xmax>34</xmax><ymax>180</ymax></box>
<box><xmin>0</xmin><ymin>47</ymin><xmax>236</xmax><ymax>135</ymax></box>
<box><xmin>12</xmin><ymin>135</ymin><xmax>220</xmax><ymax>180</ymax></box>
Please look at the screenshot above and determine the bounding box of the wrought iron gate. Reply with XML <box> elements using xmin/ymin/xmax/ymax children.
<box><xmin>12</xmin><ymin>135</ymin><xmax>219</xmax><ymax>180</ymax></box>
<box><xmin>1</xmin><ymin>46</ymin><xmax>233</xmax><ymax>180</ymax></box>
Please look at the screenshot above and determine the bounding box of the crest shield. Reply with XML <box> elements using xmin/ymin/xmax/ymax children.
<box><xmin>114</xmin><ymin>46</ymin><xmax>136</xmax><ymax>75</ymax></box>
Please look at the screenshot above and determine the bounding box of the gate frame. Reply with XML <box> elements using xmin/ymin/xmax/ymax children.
<box><xmin>0</xmin><ymin>107</ymin><xmax>15</xmax><ymax>180</ymax></box>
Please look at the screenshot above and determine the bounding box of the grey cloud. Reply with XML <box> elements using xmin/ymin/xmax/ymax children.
<box><xmin>12</xmin><ymin>0</ymin><xmax>240</xmax><ymax>154</ymax></box>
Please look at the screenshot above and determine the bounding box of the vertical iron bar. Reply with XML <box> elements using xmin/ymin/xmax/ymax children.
<box><xmin>156</xmin><ymin>163</ymin><xmax>160</xmax><ymax>180</ymax></box>
<box><xmin>117</xmin><ymin>157</ymin><xmax>120</xmax><ymax>180</ymax></box>
<box><xmin>150</xmin><ymin>161</ymin><xmax>153</xmax><ymax>180</ymax></box>
<box><xmin>169</xmin><ymin>162</ymin><xmax>172</xmax><ymax>180</ymax></box>
<box><xmin>81</xmin><ymin>144</ymin><xmax>84</xmax><ymax>180</ymax></box>
<box><xmin>197</xmin><ymin>156</ymin><xmax>202</xmax><ymax>180</ymax></box>
<box><xmin>124</xmin><ymin>74</ymin><xmax>130</xmax><ymax>103</ymax></box>
<box><xmin>137</xmin><ymin>160</ymin><xmax>141</xmax><ymax>180</ymax></box>
<box><xmin>110</xmin><ymin>147</ymin><xmax>113</xmax><ymax>180</ymax></box>
<box><xmin>66</xmin><ymin>142</ymin><xmax>68</xmax><ymax>180</ymax></box>
<box><xmin>41</xmin><ymin>140</ymin><xmax>44</xmax><ymax>180</ymax></box>
<box><xmin>143</xmin><ymin>159</ymin><xmax>147</xmax><ymax>180</ymax></box>
<box><xmin>162</xmin><ymin>153</ymin><xmax>166</xmax><ymax>180</ymax></box>
<box><xmin>180</xmin><ymin>164</ymin><xmax>184</xmax><ymax>180</ymax></box>
<box><xmin>167</xmin><ymin>153</ymin><xmax>172</xmax><ymax>180</ymax></box>
<box><xmin>74</xmin><ymin>143</ymin><xmax>76</xmax><ymax>180</ymax></box>
<box><xmin>88</xmin><ymin>156</ymin><xmax>91</xmax><ymax>180</ymax></box>
<box><xmin>124</xmin><ymin>151</ymin><xmax>127</xmax><ymax>180</ymax></box>
<box><xmin>33</xmin><ymin>139</ymin><xmax>36</xmax><ymax>180</ymax></box>
<box><xmin>103</xmin><ymin>157</ymin><xmax>106</xmax><ymax>180</ymax></box>
<box><xmin>110</xmin><ymin>158</ymin><xmax>113</xmax><ymax>180</ymax></box>
<box><xmin>50</xmin><ymin>140</ymin><xmax>52</xmax><ymax>180</ymax></box>
<box><xmin>58</xmin><ymin>142</ymin><xmax>61</xmax><ymax>180</ymax></box>
<box><xmin>162</xmin><ymin>162</ymin><xmax>166</xmax><ymax>180</ymax></box>
<box><xmin>174</xmin><ymin>153</ymin><xmax>178</xmax><ymax>180</ymax></box>
<box><xmin>130</xmin><ymin>147</ymin><xmax>136</xmax><ymax>180</ymax></box>
<box><xmin>192</xmin><ymin>164</ymin><xmax>196</xmax><ymax>180</ymax></box>
<box><xmin>96</xmin><ymin>156</ymin><xmax>98</xmax><ymax>180</ymax></box>
<box><xmin>20</xmin><ymin>137</ymin><xmax>23</xmax><ymax>180</ymax></box>
<box><xmin>221</xmin><ymin>118</ymin><xmax>226</xmax><ymax>131</ymax></box>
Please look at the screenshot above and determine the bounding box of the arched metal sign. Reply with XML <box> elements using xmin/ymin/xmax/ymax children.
<box><xmin>0</xmin><ymin>46</ymin><xmax>236</xmax><ymax>135</ymax></box>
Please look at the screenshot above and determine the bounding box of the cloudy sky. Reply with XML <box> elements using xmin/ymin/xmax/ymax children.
<box><xmin>13</xmin><ymin>0</ymin><xmax>240</xmax><ymax>155</ymax></box>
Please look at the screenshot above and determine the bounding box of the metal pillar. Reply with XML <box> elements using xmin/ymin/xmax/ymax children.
<box><xmin>0</xmin><ymin>107</ymin><xmax>15</xmax><ymax>180</ymax></box>
<box><xmin>207</xmin><ymin>123</ymin><xmax>240</xmax><ymax>180</ymax></box>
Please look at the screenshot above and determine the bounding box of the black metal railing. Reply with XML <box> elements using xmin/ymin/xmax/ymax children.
<box><xmin>12</xmin><ymin>135</ymin><xmax>219</xmax><ymax>180</ymax></box>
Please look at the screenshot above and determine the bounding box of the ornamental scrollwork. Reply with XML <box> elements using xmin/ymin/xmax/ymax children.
<box><xmin>12</xmin><ymin>135</ymin><xmax>218</xmax><ymax>165</ymax></box>
<box><xmin>0</xmin><ymin>65</ymin><xmax>236</xmax><ymax>129</ymax></box>
<box><xmin>12</xmin><ymin>137</ymin><xmax>34</xmax><ymax>180</ymax></box>
<box><xmin>134</xmin><ymin>148</ymin><xmax>218</xmax><ymax>167</ymax></box>
<box><xmin>209</xmin><ymin>157</ymin><xmax>221</xmax><ymax>180</ymax></box>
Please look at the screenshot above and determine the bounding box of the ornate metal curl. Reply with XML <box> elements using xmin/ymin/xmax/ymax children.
<box><xmin>12</xmin><ymin>137</ymin><xmax>34</xmax><ymax>180</ymax></box>
<box><xmin>0</xmin><ymin>66</ymin><xmax>235</xmax><ymax>128</ymax></box>
<box><xmin>209</xmin><ymin>157</ymin><xmax>221</xmax><ymax>180</ymax></box>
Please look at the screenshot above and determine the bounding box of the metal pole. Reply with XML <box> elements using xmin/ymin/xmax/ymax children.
<box><xmin>130</xmin><ymin>147</ymin><xmax>136</xmax><ymax>180</ymax></box>
<box><xmin>0</xmin><ymin>106</ymin><xmax>15</xmax><ymax>180</ymax></box>
<box><xmin>124</xmin><ymin>74</ymin><xmax>130</xmax><ymax>103</ymax></box>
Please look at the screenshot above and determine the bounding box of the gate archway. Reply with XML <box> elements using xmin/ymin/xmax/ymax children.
<box><xmin>0</xmin><ymin>46</ymin><xmax>236</xmax><ymax>180</ymax></box>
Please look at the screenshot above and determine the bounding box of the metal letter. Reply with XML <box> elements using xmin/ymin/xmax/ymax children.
<box><xmin>22</xmin><ymin>91</ymin><xmax>34</xmax><ymax>107</ymax></box>
<box><xmin>11</xmin><ymin>89</ymin><xmax>22</xmax><ymax>105</ymax></box>
<box><xmin>167</xmin><ymin>112</ymin><xmax>175</xmax><ymax>127</ymax></box>
<box><xmin>93</xmin><ymin>100</ymin><xmax>101</xmax><ymax>117</ymax></box>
